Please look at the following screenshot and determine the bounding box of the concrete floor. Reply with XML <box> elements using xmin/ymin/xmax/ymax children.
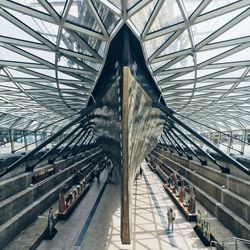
<box><xmin>37</xmin><ymin>169</ymin><xmax>108</xmax><ymax>250</ymax></box>
<box><xmin>35</xmin><ymin>161</ymin><xmax>246</xmax><ymax>250</ymax></box>
<box><xmin>79</xmin><ymin>162</ymin><xmax>213</xmax><ymax>250</ymax></box>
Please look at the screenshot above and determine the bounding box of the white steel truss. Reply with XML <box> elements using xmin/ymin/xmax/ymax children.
<box><xmin>0</xmin><ymin>0</ymin><xmax>249</xmax><ymax>133</ymax></box>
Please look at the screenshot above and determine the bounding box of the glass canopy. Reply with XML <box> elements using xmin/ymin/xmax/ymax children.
<box><xmin>0</xmin><ymin>0</ymin><xmax>249</xmax><ymax>133</ymax></box>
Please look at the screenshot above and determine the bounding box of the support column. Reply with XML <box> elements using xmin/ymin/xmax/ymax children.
<box><xmin>227</xmin><ymin>131</ymin><xmax>233</xmax><ymax>154</ymax></box>
<box><xmin>218</xmin><ymin>132</ymin><xmax>222</xmax><ymax>149</ymax></box>
<box><xmin>34</xmin><ymin>131</ymin><xmax>38</xmax><ymax>147</ymax></box>
<box><xmin>24</xmin><ymin>130</ymin><xmax>28</xmax><ymax>151</ymax></box>
<box><xmin>42</xmin><ymin>132</ymin><xmax>45</xmax><ymax>143</ymax></box>
<box><xmin>121</xmin><ymin>66</ymin><xmax>130</xmax><ymax>244</ymax></box>
<box><xmin>241</xmin><ymin>130</ymin><xmax>247</xmax><ymax>154</ymax></box>
<box><xmin>9</xmin><ymin>129</ymin><xmax>14</xmax><ymax>153</ymax></box>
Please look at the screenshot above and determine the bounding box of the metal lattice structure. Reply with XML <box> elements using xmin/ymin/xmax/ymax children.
<box><xmin>0</xmin><ymin>0</ymin><xmax>250</xmax><ymax>133</ymax></box>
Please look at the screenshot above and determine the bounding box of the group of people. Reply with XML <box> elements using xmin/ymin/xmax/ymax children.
<box><xmin>90</xmin><ymin>168</ymin><xmax>101</xmax><ymax>182</ymax></box>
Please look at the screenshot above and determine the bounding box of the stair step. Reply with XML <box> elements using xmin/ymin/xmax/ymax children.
<box><xmin>0</xmin><ymin>187</ymin><xmax>33</xmax><ymax>224</ymax></box>
<box><xmin>0</xmin><ymin>155</ymin><xmax>94</xmax><ymax>225</ymax></box>
<box><xmin>149</xmin><ymin>152</ymin><xmax>250</xmax><ymax>241</ymax></box>
<box><xmin>0</xmin><ymin>173</ymin><xmax>31</xmax><ymax>201</ymax></box>
<box><xmin>155</xmin><ymin>148</ymin><xmax>250</xmax><ymax>201</ymax></box>
<box><xmin>0</xmin><ymin>173</ymin><xmax>73</xmax><ymax>249</ymax></box>
<box><xmin>152</xmin><ymin>150</ymin><xmax>250</xmax><ymax>223</ymax></box>
<box><xmin>0</xmin><ymin>150</ymin><xmax>101</xmax><ymax>249</ymax></box>
<box><xmin>3</xmin><ymin>216</ymin><xmax>47</xmax><ymax>250</ymax></box>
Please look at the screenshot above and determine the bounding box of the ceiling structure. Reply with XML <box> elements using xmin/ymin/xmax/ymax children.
<box><xmin>0</xmin><ymin>0</ymin><xmax>250</xmax><ymax>133</ymax></box>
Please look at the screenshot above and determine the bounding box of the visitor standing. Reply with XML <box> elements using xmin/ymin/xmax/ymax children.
<box><xmin>139</xmin><ymin>166</ymin><xmax>143</xmax><ymax>179</ymax></box>
<box><xmin>3</xmin><ymin>137</ymin><xmax>7</xmax><ymax>146</ymax></box>
<box><xmin>167</xmin><ymin>207</ymin><xmax>176</xmax><ymax>233</ymax></box>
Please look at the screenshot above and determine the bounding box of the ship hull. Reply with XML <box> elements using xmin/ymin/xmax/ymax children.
<box><xmin>121</xmin><ymin>66</ymin><xmax>164</xmax><ymax>243</ymax></box>
<box><xmin>89</xmin><ymin>25</ymin><xmax>165</xmax><ymax>243</ymax></box>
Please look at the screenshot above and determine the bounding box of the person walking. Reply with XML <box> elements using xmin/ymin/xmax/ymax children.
<box><xmin>167</xmin><ymin>207</ymin><xmax>176</xmax><ymax>233</ymax></box>
<box><xmin>139</xmin><ymin>166</ymin><xmax>143</xmax><ymax>179</ymax></box>
<box><xmin>107</xmin><ymin>168</ymin><xmax>113</xmax><ymax>183</ymax></box>
<box><xmin>3</xmin><ymin>137</ymin><xmax>7</xmax><ymax>147</ymax></box>
<box><xmin>95</xmin><ymin>168</ymin><xmax>100</xmax><ymax>182</ymax></box>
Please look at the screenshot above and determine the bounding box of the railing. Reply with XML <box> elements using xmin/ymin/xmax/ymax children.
<box><xmin>210</xmin><ymin>237</ymin><xmax>250</xmax><ymax>250</ymax></box>
<box><xmin>210</xmin><ymin>240</ymin><xmax>219</xmax><ymax>249</ymax></box>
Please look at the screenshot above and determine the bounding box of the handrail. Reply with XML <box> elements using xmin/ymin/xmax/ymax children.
<box><xmin>221</xmin><ymin>237</ymin><xmax>250</xmax><ymax>250</ymax></box>
<box><xmin>221</xmin><ymin>237</ymin><xmax>250</xmax><ymax>244</ymax></box>
<box><xmin>210</xmin><ymin>240</ymin><xmax>218</xmax><ymax>250</ymax></box>
<box><xmin>210</xmin><ymin>237</ymin><xmax>250</xmax><ymax>250</ymax></box>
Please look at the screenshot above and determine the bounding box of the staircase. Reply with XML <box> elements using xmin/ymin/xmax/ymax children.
<box><xmin>0</xmin><ymin>148</ymin><xmax>101</xmax><ymax>249</ymax></box>
<box><xmin>148</xmin><ymin>147</ymin><xmax>250</xmax><ymax>242</ymax></box>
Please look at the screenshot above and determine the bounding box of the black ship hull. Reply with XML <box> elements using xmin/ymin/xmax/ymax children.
<box><xmin>89</xmin><ymin>25</ymin><xmax>165</xmax><ymax>244</ymax></box>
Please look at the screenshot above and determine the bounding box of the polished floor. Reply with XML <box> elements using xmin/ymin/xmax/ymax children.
<box><xmin>36</xmin><ymin>161</ymin><xmax>227</xmax><ymax>250</ymax></box>
<box><xmin>79</xmin><ymin>162</ymin><xmax>212</xmax><ymax>250</ymax></box>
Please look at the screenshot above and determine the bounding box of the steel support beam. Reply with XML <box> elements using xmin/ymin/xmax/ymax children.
<box><xmin>167</xmin><ymin>127</ymin><xmax>207</xmax><ymax>163</ymax></box>
<box><xmin>30</xmin><ymin>122</ymin><xmax>85</xmax><ymax>170</ymax></box>
<box><xmin>163</xmin><ymin>129</ymin><xmax>182</xmax><ymax>156</ymax></box>
<box><xmin>64</xmin><ymin>128</ymin><xmax>92</xmax><ymax>158</ymax></box>
<box><xmin>0</xmin><ymin>104</ymin><xmax>97</xmax><ymax>178</ymax></box>
<box><xmin>157</xmin><ymin>103</ymin><xmax>250</xmax><ymax>175</ymax></box>
<box><xmin>167</xmin><ymin>128</ymin><xmax>192</xmax><ymax>160</ymax></box>
<box><xmin>160</xmin><ymin>135</ymin><xmax>173</xmax><ymax>153</ymax></box>
<box><xmin>9</xmin><ymin>129</ymin><xmax>14</xmax><ymax>153</ymax></box>
<box><xmin>24</xmin><ymin>130</ymin><xmax>28</xmax><ymax>152</ymax></box>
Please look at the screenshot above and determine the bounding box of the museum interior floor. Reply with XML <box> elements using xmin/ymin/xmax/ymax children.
<box><xmin>26</xmin><ymin>160</ymin><xmax>249</xmax><ymax>250</ymax></box>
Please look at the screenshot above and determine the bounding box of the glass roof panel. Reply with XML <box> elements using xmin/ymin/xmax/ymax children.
<box><xmin>77</xmin><ymin>32</ymin><xmax>106</xmax><ymax>57</ymax></box>
<box><xmin>212</xmin><ymin>84</ymin><xmax>234</xmax><ymax>90</ymax></box>
<box><xmin>169</xmin><ymin>56</ymin><xmax>194</xmax><ymax>69</ymax></box>
<box><xmin>144</xmin><ymin>32</ymin><xmax>174</xmax><ymax>57</ymax></box>
<box><xmin>196</xmin><ymin>46</ymin><xmax>234</xmax><ymax>64</ymax></box>
<box><xmin>0</xmin><ymin>46</ymin><xmax>38</xmax><ymax>63</ymax></box>
<box><xmin>237</xmin><ymin>81</ymin><xmax>250</xmax><ymax>88</ymax></box>
<box><xmin>149</xmin><ymin>0</ymin><xmax>184</xmax><ymax>33</ymax></box>
<box><xmin>173</xmin><ymin>71</ymin><xmax>195</xmax><ymax>80</ymax></box>
<box><xmin>57</xmin><ymin>70</ymin><xmax>82</xmax><ymax>80</ymax></box>
<box><xmin>197</xmin><ymin>68</ymin><xmax>228</xmax><ymax>78</ymax></box>
<box><xmin>21</xmin><ymin>0</ymin><xmax>49</xmax><ymax>12</ymax></box>
<box><xmin>182</xmin><ymin>0</ymin><xmax>203</xmax><ymax>17</ymax></box>
<box><xmin>47</xmin><ymin>0</ymin><xmax>66</xmax><ymax>15</ymax></box>
<box><xmin>7</xmin><ymin>68</ymin><xmax>38</xmax><ymax>78</ymax></box>
<box><xmin>5</xmin><ymin>9</ymin><xmax>58</xmax><ymax>44</ymax></box>
<box><xmin>192</xmin><ymin>8</ymin><xmax>246</xmax><ymax>45</ymax></box>
<box><xmin>213</xmin><ymin>16</ymin><xmax>250</xmax><ymax>42</ymax></box>
<box><xmin>151</xmin><ymin>60</ymin><xmax>170</xmax><ymax>71</ymax></box>
<box><xmin>92</xmin><ymin>1</ymin><xmax>120</xmax><ymax>33</ymax></box>
<box><xmin>23</xmin><ymin>47</ymin><xmax>55</xmax><ymax>62</ymax></box>
<box><xmin>159</xmin><ymin>30</ymin><xmax>192</xmax><ymax>57</ymax></box>
<box><xmin>109</xmin><ymin>0</ymin><xmax>122</xmax><ymax>9</ymax></box>
<box><xmin>215</xmin><ymin>68</ymin><xmax>246</xmax><ymax>78</ymax></box>
<box><xmin>60</xmin><ymin>29</ymin><xmax>92</xmax><ymax>55</ymax></box>
<box><xmin>128</xmin><ymin>0</ymin><xmax>141</xmax><ymax>9</ymax></box>
<box><xmin>130</xmin><ymin>0</ymin><xmax>157</xmax><ymax>34</ymax></box>
<box><xmin>25</xmin><ymin>68</ymin><xmax>56</xmax><ymax>78</ymax></box>
<box><xmin>0</xmin><ymin>16</ymin><xmax>39</xmax><ymax>42</ymax></box>
<box><xmin>201</xmin><ymin>0</ymin><xmax>238</xmax><ymax>14</ymax></box>
<box><xmin>217</xmin><ymin>47</ymin><xmax>250</xmax><ymax>63</ymax></box>
<box><xmin>0</xmin><ymin>0</ymin><xmax>249</xmax><ymax>133</ymax></box>
<box><xmin>67</xmin><ymin>1</ymin><xmax>102</xmax><ymax>32</ymax></box>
